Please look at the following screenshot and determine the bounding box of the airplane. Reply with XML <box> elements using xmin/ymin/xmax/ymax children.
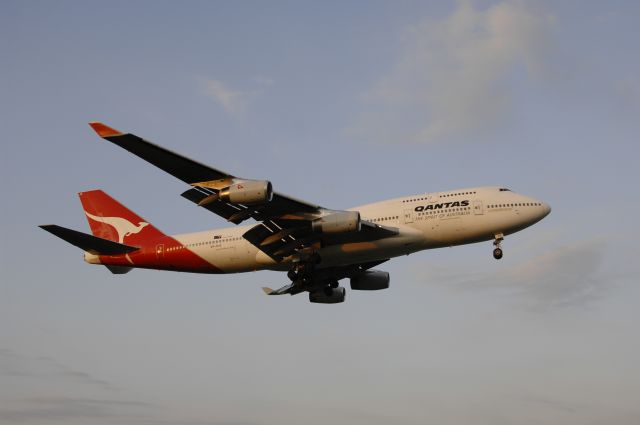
<box><xmin>40</xmin><ymin>122</ymin><xmax>551</xmax><ymax>304</ymax></box>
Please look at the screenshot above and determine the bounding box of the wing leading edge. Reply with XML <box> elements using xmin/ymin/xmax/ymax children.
<box><xmin>89</xmin><ymin>122</ymin><xmax>320</xmax><ymax>225</ymax></box>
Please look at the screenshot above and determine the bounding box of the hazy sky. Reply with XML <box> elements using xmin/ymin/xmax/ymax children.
<box><xmin>2</xmin><ymin>1</ymin><xmax>639</xmax><ymax>424</ymax></box>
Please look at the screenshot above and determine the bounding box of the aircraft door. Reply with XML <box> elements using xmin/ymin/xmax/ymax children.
<box><xmin>216</xmin><ymin>246</ymin><xmax>238</xmax><ymax>268</ymax></box>
<box><xmin>155</xmin><ymin>244</ymin><xmax>164</xmax><ymax>259</ymax></box>
<box><xmin>403</xmin><ymin>209</ymin><xmax>414</xmax><ymax>224</ymax></box>
<box><xmin>473</xmin><ymin>200</ymin><xmax>484</xmax><ymax>215</ymax></box>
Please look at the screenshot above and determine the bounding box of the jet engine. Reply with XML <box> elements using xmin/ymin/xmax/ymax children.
<box><xmin>219</xmin><ymin>180</ymin><xmax>273</xmax><ymax>205</ymax></box>
<box><xmin>311</xmin><ymin>211</ymin><xmax>360</xmax><ymax>234</ymax></box>
<box><xmin>350</xmin><ymin>270</ymin><xmax>390</xmax><ymax>290</ymax></box>
<box><xmin>309</xmin><ymin>287</ymin><xmax>346</xmax><ymax>304</ymax></box>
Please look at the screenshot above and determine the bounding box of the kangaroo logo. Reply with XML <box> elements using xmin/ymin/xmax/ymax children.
<box><xmin>85</xmin><ymin>211</ymin><xmax>149</xmax><ymax>243</ymax></box>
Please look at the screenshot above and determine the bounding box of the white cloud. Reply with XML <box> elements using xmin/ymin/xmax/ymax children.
<box><xmin>414</xmin><ymin>241</ymin><xmax>610</xmax><ymax>310</ymax></box>
<box><xmin>199</xmin><ymin>76</ymin><xmax>275</xmax><ymax>117</ymax></box>
<box><xmin>200</xmin><ymin>78</ymin><xmax>248</xmax><ymax>116</ymax></box>
<box><xmin>503</xmin><ymin>242</ymin><xmax>606</xmax><ymax>308</ymax></box>
<box><xmin>348</xmin><ymin>1</ymin><xmax>554</xmax><ymax>144</ymax></box>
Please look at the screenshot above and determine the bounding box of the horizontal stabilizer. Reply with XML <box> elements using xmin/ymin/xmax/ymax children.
<box><xmin>39</xmin><ymin>225</ymin><xmax>139</xmax><ymax>255</ymax></box>
<box><xmin>262</xmin><ymin>283</ymin><xmax>295</xmax><ymax>296</ymax></box>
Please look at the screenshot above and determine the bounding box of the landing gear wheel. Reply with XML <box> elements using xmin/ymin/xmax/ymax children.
<box><xmin>323</xmin><ymin>286</ymin><xmax>333</xmax><ymax>296</ymax></box>
<box><xmin>492</xmin><ymin>233</ymin><xmax>504</xmax><ymax>260</ymax></box>
<box><xmin>329</xmin><ymin>280</ymin><xmax>339</xmax><ymax>289</ymax></box>
<box><xmin>287</xmin><ymin>270</ymin><xmax>298</xmax><ymax>281</ymax></box>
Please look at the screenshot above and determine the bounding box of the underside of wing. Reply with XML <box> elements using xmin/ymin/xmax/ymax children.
<box><xmin>243</xmin><ymin>219</ymin><xmax>398</xmax><ymax>262</ymax></box>
<box><xmin>263</xmin><ymin>259</ymin><xmax>390</xmax><ymax>297</ymax></box>
<box><xmin>181</xmin><ymin>185</ymin><xmax>318</xmax><ymax>225</ymax></box>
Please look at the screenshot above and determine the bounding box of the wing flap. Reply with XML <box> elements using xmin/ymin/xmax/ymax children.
<box><xmin>321</xmin><ymin>221</ymin><xmax>399</xmax><ymax>245</ymax></box>
<box><xmin>183</xmin><ymin>186</ymin><xmax>319</xmax><ymax>223</ymax></box>
<box><xmin>181</xmin><ymin>187</ymin><xmax>260</xmax><ymax>224</ymax></box>
<box><xmin>242</xmin><ymin>219</ymin><xmax>399</xmax><ymax>262</ymax></box>
<box><xmin>242</xmin><ymin>220</ymin><xmax>307</xmax><ymax>261</ymax></box>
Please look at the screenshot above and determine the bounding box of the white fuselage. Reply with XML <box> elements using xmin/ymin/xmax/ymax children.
<box><xmin>161</xmin><ymin>186</ymin><xmax>551</xmax><ymax>273</ymax></box>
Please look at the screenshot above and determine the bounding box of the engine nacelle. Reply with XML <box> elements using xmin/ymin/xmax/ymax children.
<box><xmin>219</xmin><ymin>180</ymin><xmax>273</xmax><ymax>205</ymax></box>
<box><xmin>311</xmin><ymin>211</ymin><xmax>361</xmax><ymax>234</ymax></box>
<box><xmin>309</xmin><ymin>287</ymin><xmax>346</xmax><ymax>304</ymax></box>
<box><xmin>350</xmin><ymin>270</ymin><xmax>390</xmax><ymax>291</ymax></box>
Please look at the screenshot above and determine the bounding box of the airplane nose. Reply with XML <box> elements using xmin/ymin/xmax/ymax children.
<box><xmin>542</xmin><ymin>202</ymin><xmax>551</xmax><ymax>217</ymax></box>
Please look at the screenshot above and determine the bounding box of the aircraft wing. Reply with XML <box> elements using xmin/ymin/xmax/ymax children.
<box><xmin>180</xmin><ymin>185</ymin><xmax>318</xmax><ymax>225</ymax></box>
<box><xmin>89</xmin><ymin>122</ymin><xmax>397</xmax><ymax>262</ymax></box>
<box><xmin>89</xmin><ymin>122</ymin><xmax>320</xmax><ymax>224</ymax></box>
<box><xmin>242</xmin><ymin>219</ymin><xmax>397</xmax><ymax>261</ymax></box>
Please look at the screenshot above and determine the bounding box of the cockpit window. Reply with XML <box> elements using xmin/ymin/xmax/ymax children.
<box><xmin>499</xmin><ymin>188</ymin><xmax>511</xmax><ymax>191</ymax></box>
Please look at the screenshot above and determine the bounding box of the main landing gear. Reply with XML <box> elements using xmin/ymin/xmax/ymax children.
<box><xmin>493</xmin><ymin>233</ymin><xmax>504</xmax><ymax>260</ymax></box>
<box><xmin>287</xmin><ymin>252</ymin><xmax>339</xmax><ymax>296</ymax></box>
<box><xmin>287</xmin><ymin>252</ymin><xmax>321</xmax><ymax>285</ymax></box>
<box><xmin>323</xmin><ymin>280</ymin><xmax>339</xmax><ymax>295</ymax></box>
<box><xmin>287</xmin><ymin>269</ymin><xmax>298</xmax><ymax>281</ymax></box>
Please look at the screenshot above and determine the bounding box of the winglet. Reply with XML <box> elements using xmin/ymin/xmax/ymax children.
<box><xmin>88</xmin><ymin>122</ymin><xmax>124</xmax><ymax>138</ymax></box>
<box><xmin>262</xmin><ymin>287</ymin><xmax>275</xmax><ymax>295</ymax></box>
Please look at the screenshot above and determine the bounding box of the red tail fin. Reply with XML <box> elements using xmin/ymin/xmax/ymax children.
<box><xmin>78</xmin><ymin>190</ymin><xmax>166</xmax><ymax>245</ymax></box>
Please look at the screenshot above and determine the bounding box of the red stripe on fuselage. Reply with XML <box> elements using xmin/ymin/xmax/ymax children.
<box><xmin>98</xmin><ymin>235</ymin><xmax>223</xmax><ymax>273</ymax></box>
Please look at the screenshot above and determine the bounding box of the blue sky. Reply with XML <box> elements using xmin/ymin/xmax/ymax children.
<box><xmin>2</xmin><ymin>1</ymin><xmax>639</xmax><ymax>424</ymax></box>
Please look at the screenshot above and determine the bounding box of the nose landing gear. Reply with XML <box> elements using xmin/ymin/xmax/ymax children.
<box><xmin>493</xmin><ymin>233</ymin><xmax>504</xmax><ymax>260</ymax></box>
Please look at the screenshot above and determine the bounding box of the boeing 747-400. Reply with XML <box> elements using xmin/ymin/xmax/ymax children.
<box><xmin>41</xmin><ymin>123</ymin><xmax>551</xmax><ymax>303</ymax></box>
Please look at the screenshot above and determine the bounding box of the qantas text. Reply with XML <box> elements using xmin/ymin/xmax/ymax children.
<box><xmin>414</xmin><ymin>200</ymin><xmax>470</xmax><ymax>212</ymax></box>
